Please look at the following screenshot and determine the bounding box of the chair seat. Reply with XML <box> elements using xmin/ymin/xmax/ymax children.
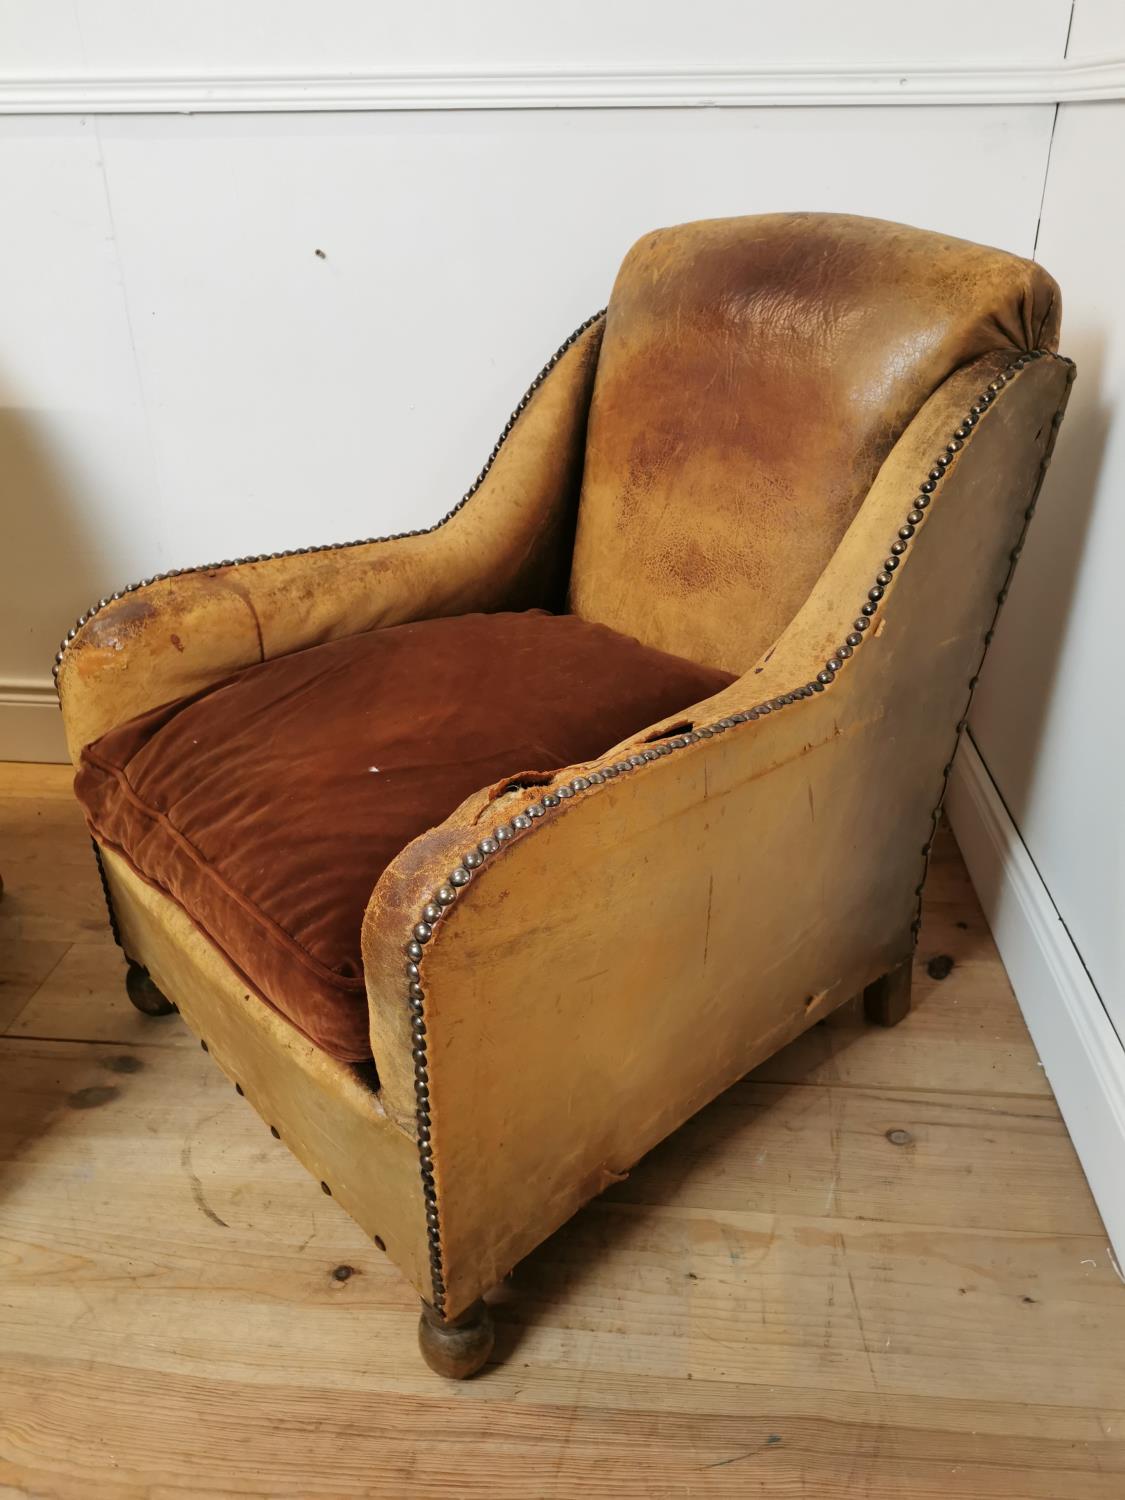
<box><xmin>76</xmin><ymin>610</ymin><xmax>733</xmax><ymax>1061</ymax></box>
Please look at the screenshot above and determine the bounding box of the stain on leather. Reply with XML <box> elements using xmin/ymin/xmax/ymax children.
<box><xmin>59</xmin><ymin>319</ymin><xmax>607</xmax><ymax>762</ymax></box>
<box><xmin>80</xmin><ymin>596</ymin><xmax>157</xmax><ymax>652</ymax></box>
<box><xmin>213</xmin><ymin>572</ymin><xmax>266</xmax><ymax>664</ymax></box>
<box><xmin>570</xmin><ymin>212</ymin><xmax>1061</xmax><ymax>676</ymax></box>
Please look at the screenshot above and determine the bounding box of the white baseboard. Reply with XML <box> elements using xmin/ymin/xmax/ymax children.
<box><xmin>0</xmin><ymin>679</ymin><xmax>69</xmax><ymax>763</ymax></box>
<box><xmin>946</xmin><ymin>734</ymin><xmax>1125</xmax><ymax>1265</ymax></box>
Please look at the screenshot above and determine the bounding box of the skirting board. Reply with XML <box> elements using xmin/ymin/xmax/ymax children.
<box><xmin>946</xmin><ymin>733</ymin><xmax>1125</xmax><ymax>1266</ymax></box>
<box><xmin>0</xmin><ymin>680</ymin><xmax>68</xmax><ymax>763</ymax></box>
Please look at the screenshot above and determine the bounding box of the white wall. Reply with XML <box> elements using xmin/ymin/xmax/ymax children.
<box><xmin>0</xmin><ymin>102</ymin><xmax>1058</xmax><ymax>708</ymax></box>
<box><xmin>970</xmin><ymin>0</ymin><xmax>1124</xmax><ymax>1032</ymax></box>
<box><xmin>946</xmin><ymin>0</ymin><xmax>1125</xmax><ymax>1255</ymax></box>
<box><xmin>0</xmin><ymin>0</ymin><xmax>1073</xmax><ymax>85</ymax></box>
<box><xmin>2</xmin><ymin>0</ymin><xmax>1121</xmax><ymax>1241</ymax></box>
<box><xmin>0</xmin><ymin>0</ymin><xmax>1071</xmax><ymax>751</ymax></box>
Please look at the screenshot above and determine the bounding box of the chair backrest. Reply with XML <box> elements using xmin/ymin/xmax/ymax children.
<box><xmin>567</xmin><ymin>212</ymin><xmax>1060</xmax><ymax>674</ymax></box>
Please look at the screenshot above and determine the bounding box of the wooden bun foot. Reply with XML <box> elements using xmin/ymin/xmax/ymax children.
<box><xmin>418</xmin><ymin>1298</ymin><xmax>494</xmax><ymax>1379</ymax></box>
<box><xmin>125</xmin><ymin>962</ymin><xmax>176</xmax><ymax>1017</ymax></box>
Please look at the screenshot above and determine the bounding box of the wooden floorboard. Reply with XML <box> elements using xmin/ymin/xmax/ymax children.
<box><xmin>1</xmin><ymin>762</ymin><xmax>1122</xmax><ymax>1497</ymax></box>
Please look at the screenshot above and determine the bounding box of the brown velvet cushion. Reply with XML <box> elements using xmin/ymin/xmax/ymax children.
<box><xmin>76</xmin><ymin>610</ymin><xmax>734</xmax><ymax>1062</ymax></box>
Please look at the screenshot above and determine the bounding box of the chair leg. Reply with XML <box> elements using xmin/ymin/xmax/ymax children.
<box><xmin>417</xmin><ymin>1298</ymin><xmax>494</xmax><ymax>1379</ymax></box>
<box><xmin>863</xmin><ymin>956</ymin><xmax>912</xmax><ymax>1027</ymax></box>
<box><xmin>125</xmin><ymin>961</ymin><xmax>176</xmax><ymax>1017</ymax></box>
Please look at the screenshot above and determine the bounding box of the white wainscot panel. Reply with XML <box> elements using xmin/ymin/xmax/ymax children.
<box><xmin>0</xmin><ymin>0</ymin><xmax>1073</xmax><ymax>80</ymax></box>
<box><xmin>94</xmin><ymin>103</ymin><xmax>1055</xmax><ymax>573</ymax></box>
<box><xmin>0</xmin><ymin>115</ymin><xmax>159</xmax><ymax>707</ymax></box>
<box><xmin>0</xmin><ymin>100</ymin><xmax>1055</xmax><ymax>757</ymax></box>
<box><xmin>969</xmin><ymin>99</ymin><xmax>1125</xmax><ymax>1017</ymax></box>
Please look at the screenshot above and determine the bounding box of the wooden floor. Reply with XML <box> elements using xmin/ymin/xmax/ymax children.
<box><xmin>1</xmin><ymin>763</ymin><xmax>1123</xmax><ymax>1498</ymax></box>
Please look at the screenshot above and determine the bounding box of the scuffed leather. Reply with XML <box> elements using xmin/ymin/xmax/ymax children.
<box><xmin>363</xmin><ymin>353</ymin><xmax>1072</xmax><ymax>1314</ymax></box>
<box><xmin>64</xmin><ymin>213</ymin><xmax>1073</xmax><ymax>1327</ymax></box>
<box><xmin>57</xmin><ymin>318</ymin><xmax>604</xmax><ymax>760</ymax></box>
<box><xmin>76</xmin><ymin>609</ymin><xmax>731</xmax><ymax>1060</ymax></box>
<box><xmin>569</xmin><ymin>213</ymin><xmax>1060</xmax><ymax>673</ymax></box>
<box><xmin>99</xmin><ymin>843</ymin><xmax>433</xmax><ymax>1295</ymax></box>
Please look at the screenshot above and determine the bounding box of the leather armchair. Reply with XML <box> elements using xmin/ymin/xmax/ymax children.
<box><xmin>57</xmin><ymin>213</ymin><xmax>1072</xmax><ymax>1378</ymax></box>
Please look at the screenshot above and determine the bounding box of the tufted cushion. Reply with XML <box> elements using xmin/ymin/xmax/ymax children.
<box><xmin>76</xmin><ymin>610</ymin><xmax>734</xmax><ymax>1062</ymax></box>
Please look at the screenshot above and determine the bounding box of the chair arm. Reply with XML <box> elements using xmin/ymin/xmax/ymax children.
<box><xmin>361</xmin><ymin>347</ymin><xmax>1072</xmax><ymax>1319</ymax></box>
<box><xmin>57</xmin><ymin>314</ymin><xmax>605</xmax><ymax>761</ymax></box>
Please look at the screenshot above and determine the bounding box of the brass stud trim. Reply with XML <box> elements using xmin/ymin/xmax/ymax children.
<box><xmin>408</xmin><ymin>347</ymin><xmax>1074</xmax><ymax>1315</ymax></box>
<box><xmin>66</xmin><ymin>327</ymin><xmax>1071</xmax><ymax>1324</ymax></box>
<box><xmin>90</xmin><ymin>838</ymin><xmax>122</xmax><ymax>948</ymax></box>
<box><xmin>71</xmin><ymin>310</ymin><xmax>609</xmax><ymax>980</ymax></box>
<box><xmin>53</xmin><ymin>308</ymin><xmax>608</xmax><ymax>688</ymax></box>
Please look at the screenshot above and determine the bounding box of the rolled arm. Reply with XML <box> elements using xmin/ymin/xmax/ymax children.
<box><xmin>57</xmin><ymin>314</ymin><xmax>604</xmax><ymax>760</ymax></box>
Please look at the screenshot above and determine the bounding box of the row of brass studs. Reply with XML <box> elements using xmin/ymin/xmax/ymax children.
<box><xmin>216</xmin><ymin>1057</ymin><xmax>388</xmax><ymax>1251</ymax></box>
<box><xmin>908</xmin><ymin>353</ymin><xmax>1076</xmax><ymax>939</ymax></box>
<box><xmin>407</xmin><ymin>346</ymin><xmax>1071</xmax><ymax>1317</ymax></box>
<box><xmin>53</xmin><ymin>309</ymin><xmax>608</xmax><ymax>686</ymax></box>
<box><xmin>68</xmin><ymin>311</ymin><xmax>608</xmax><ymax>959</ymax></box>
<box><xmin>89</xmin><ymin>838</ymin><xmax>123</xmax><ymax>947</ymax></box>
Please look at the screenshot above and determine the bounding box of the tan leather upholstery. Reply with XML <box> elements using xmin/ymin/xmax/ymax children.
<box><xmin>75</xmin><ymin>609</ymin><xmax>732</xmax><ymax>1060</ymax></box>
<box><xmin>364</xmin><ymin>352</ymin><xmax>1070</xmax><ymax>1312</ymax></box>
<box><xmin>58</xmin><ymin>214</ymin><xmax>1072</xmax><ymax>1350</ymax></box>
<box><xmin>57</xmin><ymin>317</ymin><xmax>604</xmax><ymax>760</ymax></box>
<box><xmin>569</xmin><ymin>214</ymin><xmax>1059</xmax><ymax>673</ymax></box>
<box><xmin>100</xmin><ymin>843</ymin><xmax>431</xmax><ymax>1290</ymax></box>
